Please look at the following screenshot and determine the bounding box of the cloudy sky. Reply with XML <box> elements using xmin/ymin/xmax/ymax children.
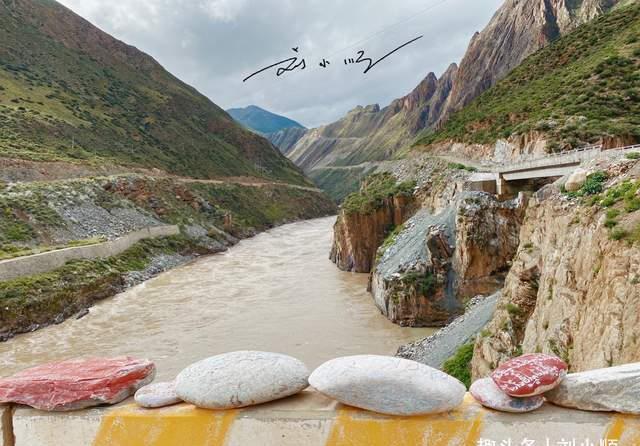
<box><xmin>57</xmin><ymin>0</ymin><xmax>503</xmax><ymax>128</ymax></box>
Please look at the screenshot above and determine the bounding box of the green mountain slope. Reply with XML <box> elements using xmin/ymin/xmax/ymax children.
<box><xmin>0</xmin><ymin>0</ymin><xmax>309</xmax><ymax>185</ymax></box>
<box><xmin>227</xmin><ymin>105</ymin><xmax>305</xmax><ymax>135</ymax></box>
<box><xmin>417</xmin><ymin>2</ymin><xmax>640</xmax><ymax>150</ymax></box>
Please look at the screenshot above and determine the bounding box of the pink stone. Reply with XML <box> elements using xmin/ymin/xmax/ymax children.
<box><xmin>491</xmin><ymin>354</ymin><xmax>567</xmax><ymax>397</ymax></box>
<box><xmin>0</xmin><ymin>356</ymin><xmax>155</xmax><ymax>411</ymax></box>
<box><xmin>470</xmin><ymin>377</ymin><xmax>544</xmax><ymax>413</ymax></box>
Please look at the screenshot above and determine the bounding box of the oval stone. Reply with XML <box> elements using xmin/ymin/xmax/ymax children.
<box><xmin>308</xmin><ymin>355</ymin><xmax>465</xmax><ymax>416</ymax></box>
<box><xmin>491</xmin><ymin>354</ymin><xmax>568</xmax><ymax>397</ymax></box>
<box><xmin>135</xmin><ymin>381</ymin><xmax>181</xmax><ymax>408</ymax></box>
<box><xmin>175</xmin><ymin>351</ymin><xmax>309</xmax><ymax>409</ymax></box>
<box><xmin>470</xmin><ymin>377</ymin><xmax>544</xmax><ymax>413</ymax></box>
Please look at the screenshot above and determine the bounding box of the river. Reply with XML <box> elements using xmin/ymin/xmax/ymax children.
<box><xmin>0</xmin><ymin>217</ymin><xmax>434</xmax><ymax>380</ymax></box>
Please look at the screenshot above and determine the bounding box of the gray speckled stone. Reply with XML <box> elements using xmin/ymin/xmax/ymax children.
<box><xmin>308</xmin><ymin>355</ymin><xmax>465</xmax><ymax>415</ymax></box>
<box><xmin>134</xmin><ymin>381</ymin><xmax>181</xmax><ymax>408</ymax></box>
<box><xmin>470</xmin><ymin>378</ymin><xmax>544</xmax><ymax>413</ymax></box>
<box><xmin>175</xmin><ymin>351</ymin><xmax>309</xmax><ymax>409</ymax></box>
<box><xmin>545</xmin><ymin>362</ymin><xmax>640</xmax><ymax>414</ymax></box>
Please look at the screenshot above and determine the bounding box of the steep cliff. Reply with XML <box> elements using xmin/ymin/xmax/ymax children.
<box><xmin>330</xmin><ymin>173</ymin><xmax>416</xmax><ymax>273</ymax></box>
<box><xmin>439</xmin><ymin>0</ymin><xmax>625</xmax><ymax>120</ymax></box>
<box><xmin>472</xmin><ymin>156</ymin><xmax>640</xmax><ymax>380</ymax></box>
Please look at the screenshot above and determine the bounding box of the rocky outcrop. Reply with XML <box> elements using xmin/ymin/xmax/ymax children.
<box><xmin>329</xmin><ymin>173</ymin><xmax>417</xmax><ymax>273</ymax></box>
<box><xmin>370</xmin><ymin>190</ymin><xmax>526</xmax><ymax>327</ymax></box>
<box><xmin>267</xmin><ymin>127</ymin><xmax>308</xmax><ymax>156</ymax></box>
<box><xmin>454</xmin><ymin>193</ymin><xmax>527</xmax><ymax>298</ymax></box>
<box><xmin>330</xmin><ymin>194</ymin><xmax>415</xmax><ymax>273</ymax></box>
<box><xmin>471</xmin><ymin>159</ymin><xmax>640</xmax><ymax>381</ymax></box>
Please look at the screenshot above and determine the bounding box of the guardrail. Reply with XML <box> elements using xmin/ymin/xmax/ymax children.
<box><xmin>491</xmin><ymin>143</ymin><xmax>640</xmax><ymax>174</ymax></box>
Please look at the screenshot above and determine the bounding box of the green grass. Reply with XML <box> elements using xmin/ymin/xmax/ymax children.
<box><xmin>442</xmin><ymin>343</ymin><xmax>474</xmax><ymax>388</ymax></box>
<box><xmin>417</xmin><ymin>3</ymin><xmax>640</xmax><ymax>150</ymax></box>
<box><xmin>342</xmin><ymin>172</ymin><xmax>415</xmax><ymax>214</ymax></box>
<box><xmin>0</xmin><ymin>1</ymin><xmax>309</xmax><ymax>186</ymax></box>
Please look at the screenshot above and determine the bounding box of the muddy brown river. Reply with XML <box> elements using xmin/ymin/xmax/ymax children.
<box><xmin>0</xmin><ymin>217</ymin><xmax>434</xmax><ymax>380</ymax></box>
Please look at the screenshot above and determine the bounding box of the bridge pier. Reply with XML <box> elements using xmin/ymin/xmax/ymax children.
<box><xmin>496</xmin><ymin>173</ymin><xmax>508</xmax><ymax>198</ymax></box>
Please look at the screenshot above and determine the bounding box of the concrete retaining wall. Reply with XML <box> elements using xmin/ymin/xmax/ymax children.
<box><xmin>0</xmin><ymin>225</ymin><xmax>180</xmax><ymax>282</ymax></box>
<box><xmin>3</xmin><ymin>391</ymin><xmax>639</xmax><ymax>446</ymax></box>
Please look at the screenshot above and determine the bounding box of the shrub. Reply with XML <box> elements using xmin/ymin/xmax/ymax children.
<box><xmin>626</xmin><ymin>152</ymin><xmax>640</xmax><ymax>160</ymax></box>
<box><xmin>581</xmin><ymin>171</ymin><xmax>608</xmax><ymax>195</ymax></box>
<box><xmin>442</xmin><ymin>343</ymin><xmax>474</xmax><ymax>389</ymax></box>
<box><xmin>610</xmin><ymin>228</ymin><xmax>628</xmax><ymax>241</ymax></box>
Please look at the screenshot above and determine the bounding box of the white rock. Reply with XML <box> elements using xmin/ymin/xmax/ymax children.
<box><xmin>564</xmin><ymin>169</ymin><xmax>588</xmax><ymax>192</ymax></box>
<box><xmin>175</xmin><ymin>351</ymin><xmax>309</xmax><ymax>409</ymax></box>
<box><xmin>134</xmin><ymin>381</ymin><xmax>181</xmax><ymax>408</ymax></box>
<box><xmin>545</xmin><ymin>362</ymin><xmax>640</xmax><ymax>414</ymax></box>
<box><xmin>309</xmin><ymin>355</ymin><xmax>465</xmax><ymax>416</ymax></box>
<box><xmin>470</xmin><ymin>378</ymin><xmax>544</xmax><ymax>413</ymax></box>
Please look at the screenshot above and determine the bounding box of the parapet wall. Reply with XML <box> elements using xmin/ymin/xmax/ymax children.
<box><xmin>0</xmin><ymin>225</ymin><xmax>180</xmax><ymax>281</ymax></box>
<box><xmin>2</xmin><ymin>391</ymin><xmax>639</xmax><ymax>446</ymax></box>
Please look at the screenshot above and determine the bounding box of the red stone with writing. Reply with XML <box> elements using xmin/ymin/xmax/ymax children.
<box><xmin>0</xmin><ymin>356</ymin><xmax>155</xmax><ymax>411</ymax></box>
<box><xmin>491</xmin><ymin>354</ymin><xmax>567</xmax><ymax>397</ymax></box>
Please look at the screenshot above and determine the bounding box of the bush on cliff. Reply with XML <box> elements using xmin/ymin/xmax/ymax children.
<box><xmin>342</xmin><ymin>173</ymin><xmax>415</xmax><ymax>214</ymax></box>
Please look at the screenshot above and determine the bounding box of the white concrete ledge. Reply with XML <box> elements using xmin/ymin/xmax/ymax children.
<box><xmin>0</xmin><ymin>225</ymin><xmax>180</xmax><ymax>281</ymax></box>
<box><xmin>4</xmin><ymin>391</ymin><xmax>640</xmax><ymax>446</ymax></box>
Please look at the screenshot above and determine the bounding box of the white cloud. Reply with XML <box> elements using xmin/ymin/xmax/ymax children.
<box><xmin>200</xmin><ymin>0</ymin><xmax>247</xmax><ymax>22</ymax></box>
<box><xmin>56</xmin><ymin>0</ymin><xmax>504</xmax><ymax>127</ymax></box>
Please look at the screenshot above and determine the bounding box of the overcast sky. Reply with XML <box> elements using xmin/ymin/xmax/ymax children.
<box><xmin>57</xmin><ymin>0</ymin><xmax>503</xmax><ymax>128</ymax></box>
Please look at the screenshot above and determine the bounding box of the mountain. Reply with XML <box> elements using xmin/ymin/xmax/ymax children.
<box><xmin>288</xmin><ymin>66</ymin><xmax>458</xmax><ymax>171</ymax></box>
<box><xmin>266</xmin><ymin>127</ymin><xmax>308</xmax><ymax>156</ymax></box>
<box><xmin>418</xmin><ymin>1</ymin><xmax>640</xmax><ymax>151</ymax></box>
<box><xmin>287</xmin><ymin>0</ymin><xmax>624</xmax><ymax>198</ymax></box>
<box><xmin>226</xmin><ymin>105</ymin><xmax>306</xmax><ymax>135</ymax></box>
<box><xmin>0</xmin><ymin>0</ymin><xmax>309</xmax><ymax>186</ymax></box>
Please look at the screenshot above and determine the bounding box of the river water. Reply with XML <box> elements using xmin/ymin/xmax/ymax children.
<box><xmin>0</xmin><ymin>217</ymin><xmax>434</xmax><ymax>380</ymax></box>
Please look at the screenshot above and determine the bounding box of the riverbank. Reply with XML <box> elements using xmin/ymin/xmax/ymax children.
<box><xmin>0</xmin><ymin>174</ymin><xmax>336</xmax><ymax>341</ymax></box>
<box><xmin>0</xmin><ymin>217</ymin><xmax>433</xmax><ymax>379</ymax></box>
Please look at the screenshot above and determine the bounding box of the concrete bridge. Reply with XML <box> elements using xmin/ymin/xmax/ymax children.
<box><xmin>468</xmin><ymin>144</ymin><xmax>640</xmax><ymax>196</ymax></box>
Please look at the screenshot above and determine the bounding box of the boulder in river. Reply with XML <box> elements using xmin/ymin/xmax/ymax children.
<box><xmin>545</xmin><ymin>362</ymin><xmax>640</xmax><ymax>414</ymax></box>
<box><xmin>175</xmin><ymin>351</ymin><xmax>309</xmax><ymax>409</ymax></box>
<box><xmin>0</xmin><ymin>356</ymin><xmax>155</xmax><ymax>411</ymax></box>
<box><xmin>491</xmin><ymin>353</ymin><xmax>567</xmax><ymax>397</ymax></box>
<box><xmin>135</xmin><ymin>381</ymin><xmax>181</xmax><ymax>408</ymax></box>
<box><xmin>309</xmin><ymin>355</ymin><xmax>465</xmax><ymax>416</ymax></box>
<box><xmin>470</xmin><ymin>377</ymin><xmax>544</xmax><ymax>413</ymax></box>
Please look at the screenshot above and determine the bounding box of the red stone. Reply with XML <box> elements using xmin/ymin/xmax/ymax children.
<box><xmin>491</xmin><ymin>353</ymin><xmax>568</xmax><ymax>397</ymax></box>
<box><xmin>0</xmin><ymin>356</ymin><xmax>155</xmax><ymax>411</ymax></box>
